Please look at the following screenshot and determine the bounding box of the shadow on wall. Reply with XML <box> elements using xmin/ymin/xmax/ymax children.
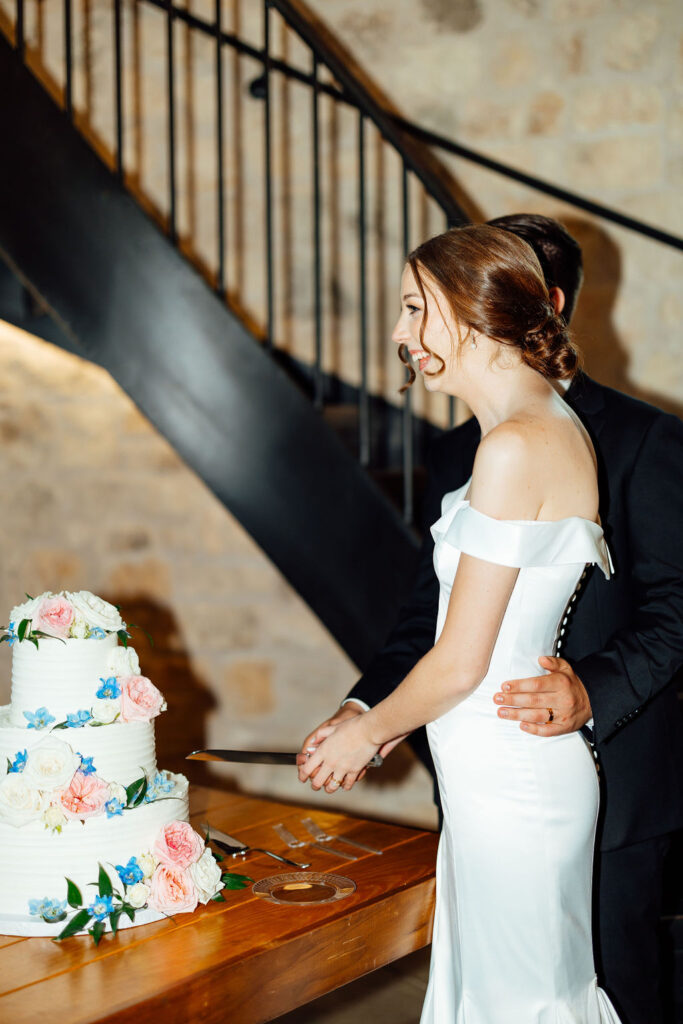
<box><xmin>102</xmin><ymin>593</ymin><xmax>218</xmax><ymax>788</ymax></box>
<box><xmin>565</xmin><ymin>217</ymin><xmax>683</xmax><ymax>421</ymax></box>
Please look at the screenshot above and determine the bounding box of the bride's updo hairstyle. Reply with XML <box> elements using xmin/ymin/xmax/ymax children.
<box><xmin>400</xmin><ymin>224</ymin><xmax>582</xmax><ymax>390</ymax></box>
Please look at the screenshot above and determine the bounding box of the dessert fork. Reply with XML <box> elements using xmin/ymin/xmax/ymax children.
<box><xmin>273</xmin><ymin>823</ymin><xmax>306</xmax><ymax>848</ymax></box>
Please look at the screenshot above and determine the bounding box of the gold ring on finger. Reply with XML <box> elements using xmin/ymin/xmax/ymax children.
<box><xmin>546</xmin><ymin>707</ymin><xmax>554</xmax><ymax>724</ymax></box>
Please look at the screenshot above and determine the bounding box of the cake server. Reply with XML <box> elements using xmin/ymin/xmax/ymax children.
<box><xmin>187</xmin><ymin>749</ymin><xmax>384</xmax><ymax>768</ymax></box>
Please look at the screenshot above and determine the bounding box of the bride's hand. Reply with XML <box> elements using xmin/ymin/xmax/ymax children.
<box><xmin>297</xmin><ymin>716</ymin><xmax>381</xmax><ymax>793</ymax></box>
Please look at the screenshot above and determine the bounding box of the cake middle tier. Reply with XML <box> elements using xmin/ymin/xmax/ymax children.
<box><xmin>0</xmin><ymin>710</ymin><xmax>158</xmax><ymax>786</ymax></box>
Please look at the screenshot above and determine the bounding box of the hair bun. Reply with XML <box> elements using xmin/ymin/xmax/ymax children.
<box><xmin>522</xmin><ymin>312</ymin><xmax>581</xmax><ymax>381</ymax></box>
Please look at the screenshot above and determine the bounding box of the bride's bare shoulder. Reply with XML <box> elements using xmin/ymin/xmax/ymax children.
<box><xmin>470</xmin><ymin>420</ymin><xmax>545</xmax><ymax>521</ymax></box>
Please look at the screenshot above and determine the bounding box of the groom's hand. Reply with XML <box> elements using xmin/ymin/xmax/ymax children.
<box><xmin>493</xmin><ymin>656</ymin><xmax>592</xmax><ymax>736</ymax></box>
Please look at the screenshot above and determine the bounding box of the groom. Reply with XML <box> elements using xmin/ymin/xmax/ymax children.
<box><xmin>300</xmin><ymin>215</ymin><xmax>683</xmax><ymax>1024</ymax></box>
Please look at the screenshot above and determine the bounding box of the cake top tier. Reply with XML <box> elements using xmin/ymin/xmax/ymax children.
<box><xmin>6</xmin><ymin>591</ymin><xmax>125</xmax><ymax>644</ymax></box>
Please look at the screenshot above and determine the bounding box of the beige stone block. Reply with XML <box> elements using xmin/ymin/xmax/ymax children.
<box><xmin>171</xmin><ymin>559</ymin><xmax>289</xmax><ymax>601</ymax></box>
<box><xmin>219</xmin><ymin>659</ymin><xmax>276</xmax><ymax>715</ymax></box>
<box><xmin>106</xmin><ymin>557</ymin><xmax>172</xmax><ymax>602</ymax></box>
<box><xmin>107</xmin><ymin>526</ymin><xmax>154</xmax><ymax>553</ymax></box>
<box><xmin>459</xmin><ymin>98</ymin><xmax>519</xmax><ymax>140</ymax></box>
<box><xmin>180</xmin><ymin>601</ymin><xmax>260</xmax><ymax>650</ymax></box>
<box><xmin>605</xmin><ymin>12</ymin><xmax>660</xmax><ymax>72</ymax></box>
<box><xmin>23</xmin><ymin>549</ymin><xmax>86</xmax><ymax>593</ymax></box>
<box><xmin>492</xmin><ymin>38</ymin><xmax>534</xmax><ymax>88</ymax></box>
<box><xmin>528</xmin><ymin>91</ymin><xmax>565</xmax><ymax>135</ymax></box>
<box><xmin>556</xmin><ymin>30</ymin><xmax>587</xmax><ymax>75</ymax></box>
<box><xmin>572</xmin><ymin>82</ymin><xmax>663</xmax><ymax>133</ymax></box>
<box><xmin>551</xmin><ymin>0</ymin><xmax>602</xmax><ymax>19</ymax></box>
<box><xmin>568</xmin><ymin>136</ymin><xmax>663</xmax><ymax>190</ymax></box>
<box><xmin>660</xmin><ymin>292</ymin><xmax>683</xmax><ymax>329</ymax></box>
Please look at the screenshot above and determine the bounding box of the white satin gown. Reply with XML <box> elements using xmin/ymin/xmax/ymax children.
<box><xmin>420</xmin><ymin>482</ymin><xmax>622</xmax><ymax>1024</ymax></box>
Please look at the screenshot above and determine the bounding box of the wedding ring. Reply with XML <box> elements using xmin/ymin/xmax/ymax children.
<box><xmin>330</xmin><ymin>777</ymin><xmax>343</xmax><ymax>787</ymax></box>
<box><xmin>547</xmin><ymin>707</ymin><xmax>554</xmax><ymax>724</ymax></box>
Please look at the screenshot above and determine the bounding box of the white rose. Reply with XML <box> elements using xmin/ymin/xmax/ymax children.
<box><xmin>42</xmin><ymin>804</ymin><xmax>67</xmax><ymax>833</ymax></box>
<box><xmin>126</xmin><ymin>882</ymin><xmax>151</xmax><ymax>909</ymax></box>
<box><xmin>66</xmin><ymin>591</ymin><xmax>123</xmax><ymax>633</ymax></box>
<box><xmin>69</xmin><ymin>613</ymin><xmax>89</xmax><ymax>639</ymax></box>
<box><xmin>138</xmin><ymin>851</ymin><xmax>156</xmax><ymax>879</ymax></box>
<box><xmin>106</xmin><ymin>646</ymin><xmax>140</xmax><ymax>678</ymax></box>
<box><xmin>9</xmin><ymin>592</ymin><xmax>50</xmax><ymax>625</ymax></box>
<box><xmin>108</xmin><ymin>782</ymin><xmax>127</xmax><ymax>804</ymax></box>
<box><xmin>0</xmin><ymin>774</ymin><xmax>45</xmax><ymax>826</ymax></box>
<box><xmin>22</xmin><ymin>737</ymin><xmax>81</xmax><ymax>792</ymax></box>
<box><xmin>189</xmin><ymin>848</ymin><xmax>224</xmax><ymax>904</ymax></box>
<box><xmin>91</xmin><ymin>698</ymin><xmax>120</xmax><ymax>724</ymax></box>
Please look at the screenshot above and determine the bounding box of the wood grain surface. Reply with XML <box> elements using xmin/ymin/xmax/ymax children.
<box><xmin>0</xmin><ymin>787</ymin><xmax>438</xmax><ymax>1024</ymax></box>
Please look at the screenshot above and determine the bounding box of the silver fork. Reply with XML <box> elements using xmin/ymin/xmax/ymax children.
<box><xmin>301</xmin><ymin>816</ymin><xmax>383</xmax><ymax>855</ymax></box>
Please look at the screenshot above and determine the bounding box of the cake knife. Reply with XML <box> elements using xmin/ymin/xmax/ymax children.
<box><xmin>187</xmin><ymin>749</ymin><xmax>383</xmax><ymax>768</ymax></box>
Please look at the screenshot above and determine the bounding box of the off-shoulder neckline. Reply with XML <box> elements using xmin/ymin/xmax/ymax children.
<box><xmin>446</xmin><ymin>480</ymin><xmax>602</xmax><ymax>531</ymax></box>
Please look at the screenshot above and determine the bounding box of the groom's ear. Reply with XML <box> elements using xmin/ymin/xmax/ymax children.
<box><xmin>549</xmin><ymin>286</ymin><xmax>566</xmax><ymax>316</ymax></box>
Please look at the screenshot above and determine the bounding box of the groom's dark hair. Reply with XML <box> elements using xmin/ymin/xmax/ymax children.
<box><xmin>486</xmin><ymin>214</ymin><xmax>583</xmax><ymax>324</ymax></box>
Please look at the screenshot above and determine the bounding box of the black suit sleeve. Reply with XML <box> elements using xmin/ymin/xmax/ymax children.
<box><xmin>345</xmin><ymin>446</ymin><xmax>450</xmax><ymax>709</ymax></box>
<box><xmin>575</xmin><ymin>413</ymin><xmax>683</xmax><ymax>746</ymax></box>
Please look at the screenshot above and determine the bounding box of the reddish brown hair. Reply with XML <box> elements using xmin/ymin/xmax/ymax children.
<box><xmin>400</xmin><ymin>224</ymin><xmax>582</xmax><ymax>390</ymax></box>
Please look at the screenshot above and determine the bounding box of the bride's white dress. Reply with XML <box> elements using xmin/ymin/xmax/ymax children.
<box><xmin>420</xmin><ymin>481</ymin><xmax>622</xmax><ymax>1024</ymax></box>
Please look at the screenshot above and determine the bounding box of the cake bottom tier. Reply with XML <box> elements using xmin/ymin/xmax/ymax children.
<box><xmin>0</xmin><ymin>773</ymin><xmax>189</xmax><ymax>934</ymax></box>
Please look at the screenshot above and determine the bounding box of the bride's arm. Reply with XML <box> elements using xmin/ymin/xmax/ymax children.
<box><xmin>299</xmin><ymin>427</ymin><xmax>540</xmax><ymax>791</ymax></box>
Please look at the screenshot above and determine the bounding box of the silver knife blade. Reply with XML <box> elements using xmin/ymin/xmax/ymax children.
<box><xmin>202</xmin><ymin>824</ymin><xmax>247</xmax><ymax>848</ymax></box>
<box><xmin>187</xmin><ymin>749</ymin><xmax>383</xmax><ymax>768</ymax></box>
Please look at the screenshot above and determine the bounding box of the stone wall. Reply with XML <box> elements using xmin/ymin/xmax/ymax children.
<box><xmin>0</xmin><ymin>322</ymin><xmax>437</xmax><ymax>827</ymax></box>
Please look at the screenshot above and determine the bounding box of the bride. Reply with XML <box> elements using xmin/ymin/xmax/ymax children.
<box><xmin>298</xmin><ymin>225</ymin><xmax>622</xmax><ymax>1023</ymax></box>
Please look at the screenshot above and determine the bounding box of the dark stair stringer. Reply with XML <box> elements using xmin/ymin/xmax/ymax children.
<box><xmin>0</xmin><ymin>35</ymin><xmax>419</xmax><ymax>671</ymax></box>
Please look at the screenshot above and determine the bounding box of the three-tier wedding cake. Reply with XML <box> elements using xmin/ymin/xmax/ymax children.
<box><xmin>0</xmin><ymin>591</ymin><xmax>226</xmax><ymax>938</ymax></box>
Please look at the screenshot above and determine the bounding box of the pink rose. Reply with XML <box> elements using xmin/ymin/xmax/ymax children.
<box><xmin>148</xmin><ymin>864</ymin><xmax>198</xmax><ymax>915</ymax></box>
<box><xmin>119</xmin><ymin>675</ymin><xmax>166</xmax><ymax>722</ymax></box>
<box><xmin>33</xmin><ymin>596</ymin><xmax>74</xmax><ymax>639</ymax></box>
<box><xmin>60</xmin><ymin>771</ymin><xmax>110</xmax><ymax>820</ymax></box>
<box><xmin>153</xmin><ymin>820</ymin><xmax>205</xmax><ymax>869</ymax></box>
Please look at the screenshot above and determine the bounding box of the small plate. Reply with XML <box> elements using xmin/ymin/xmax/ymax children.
<box><xmin>252</xmin><ymin>872</ymin><xmax>356</xmax><ymax>906</ymax></box>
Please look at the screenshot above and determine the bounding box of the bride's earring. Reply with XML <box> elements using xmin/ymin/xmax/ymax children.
<box><xmin>470</xmin><ymin>334</ymin><xmax>477</xmax><ymax>350</ymax></box>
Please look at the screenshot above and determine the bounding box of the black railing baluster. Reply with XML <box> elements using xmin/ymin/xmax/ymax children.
<box><xmin>64</xmin><ymin>0</ymin><xmax>73</xmax><ymax>119</ymax></box>
<box><xmin>401</xmin><ymin>162</ymin><xmax>413</xmax><ymax>525</ymax></box>
<box><xmin>114</xmin><ymin>0</ymin><xmax>124</xmax><ymax>182</ymax></box>
<box><xmin>358</xmin><ymin>111</ymin><xmax>369</xmax><ymax>468</ymax></box>
<box><xmin>166</xmin><ymin>0</ymin><xmax>177</xmax><ymax>243</ymax></box>
<box><xmin>15</xmin><ymin>0</ymin><xmax>24</xmax><ymax>59</ymax></box>
<box><xmin>311</xmin><ymin>50</ymin><xmax>323</xmax><ymax>409</ymax></box>
<box><xmin>263</xmin><ymin>0</ymin><xmax>274</xmax><ymax>350</ymax></box>
<box><xmin>215</xmin><ymin>0</ymin><xmax>225</xmax><ymax>295</ymax></box>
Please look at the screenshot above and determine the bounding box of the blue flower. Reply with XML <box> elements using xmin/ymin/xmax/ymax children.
<box><xmin>96</xmin><ymin>677</ymin><xmax>121</xmax><ymax>699</ymax></box>
<box><xmin>144</xmin><ymin>771</ymin><xmax>175</xmax><ymax>803</ymax></box>
<box><xmin>88</xmin><ymin>894</ymin><xmax>115</xmax><ymax>921</ymax></box>
<box><xmin>41</xmin><ymin>898</ymin><xmax>67</xmax><ymax>923</ymax></box>
<box><xmin>24</xmin><ymin>708</ymin><xmax>55</xmax><ymax>730</ymax></box>
<box><xmin>6</xmin><ymin>622</ymin><xmax>17</xmax><ymax>647</ymax></box>
<box><xmin>89</xmin><ymin>627</ymin><xmax>107</xmax><ymax>640</ymax></box>
<box><xmin>66</xmin><ymin>710</ymin><xmax>92</xmax><ymax>728</ymax></box>
<box><xmin>115</xmin><ymin>857</ymin><xmax>144</xmax><ymax>886</ymax></box>
<box><xmin>8</xmin><ymin>749</ymin><xmax>27</xmax><ymax>773</ymax></box>
<box><xmin>104</xmin><ymin>798</ymin><xmax>124</xmax><ymax>818</ymax></box>
<box><xmin>28</xmin><ymin>898</ymin><xmax>48</xmax><ymax>917</ymax></box>
<box><xmin>77</xmin><ymin>754</ymin><xmax>96</xmax><ymax>775</ymax></box>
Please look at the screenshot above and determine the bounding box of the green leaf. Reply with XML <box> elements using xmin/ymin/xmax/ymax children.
<box><xmin>55</xmin><ymin>908</ymin><xmax>92</xmax><ymax>940</ymax></box>
<box><xmin>0</xmin><ymin>634</ymin><xmax>9</xmax><ymax>644</ymax></box>
<box><xmin>25</xmin><ymin>592</ymin><xmax>34</xmax><ymax>601</ymax></box>
<box><xmin>117</xmin><ymin>629</ymin><xmax>129</xmax><ymax>649</ymax></box>
<box><xmin>125</xmin><ymin>776</ymin><xmax>146</xmax><ymax>807</ymax></box>
<box><xmin>52</xmin><ymin>721</ymin><xmax>68</xmax><ymax>730</ymax></box>
<box><xmin>213</xmin><ymin>850</ymin><xmax>224</xmax><ymax>863</ymax></box>
<box><xmin>128</xmin><ymin>624</ymin><xmax>155</xmax><ymax>648</ymax></box>
<box><xmin>98</xmin><ymin>864</ymin><xmax>113</xmax><ymax>898</ymax></box>
<box><xmin>122</xmin><ymin>904</ymin><xmax>136</xmax><ymax>922</ymax></box>
<box><xmin>17</xmin><ymin>619</ymin><xmax>29</xmax><ymax>642</ymax></box>
<box><xmin>89</xmin><ymin>920</ymin><xmax>106</xmax><ymax>946</ymax></box>
<box><xmin>28</xmin><ymin>637</ymin><xmax>39</xmax><ymax>650</ymax></box>
<box><xmin>65</xmin><ymin>878</ymin><xmax>83</xmax><ymax>908</ymax></box>
<box><xmin>221</xmin><ymin>872</ymin><xmax>252</xmax><ymax>890</ymax></box>
<box><xmin>211</xmin><ymin>892</ymin><xmax>226</xmax><ymax>902</ymax></box>
<box><xmin>109</xmin><ymin>908</ymin><xmax>123</xmax><ymax>935</ymax></box>
<box><xmin>33</xmin><ymin>630</ymin><xmax>66</xmax><ymax>644</ymax></box>
<box><xmin>6</xmin><ymin>758</ymin><xmax>12</xmax><ymax>772</ymax></box>
<box><xmin>130</xmin><ymin>774</ymin><xmax>148</xmax><ymax>808</ymax></box>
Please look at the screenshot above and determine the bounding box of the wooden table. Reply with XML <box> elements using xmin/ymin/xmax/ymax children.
<box><xmin>0</xmin><ymin>786</ymin><xmax>438</xmax><ymax>1023</ymax></box>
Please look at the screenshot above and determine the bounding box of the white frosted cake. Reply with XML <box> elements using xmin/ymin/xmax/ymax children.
<box><xmin>0</xmin><ymin>591</ymin><xmax>228</xmax><ymax>939</ymax></box>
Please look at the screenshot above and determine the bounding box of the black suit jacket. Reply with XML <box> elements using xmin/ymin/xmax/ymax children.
<box><xmin>347</xmin><ymin>373</ymin><xmax>683</xmax><ymax>851</ymax></box>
